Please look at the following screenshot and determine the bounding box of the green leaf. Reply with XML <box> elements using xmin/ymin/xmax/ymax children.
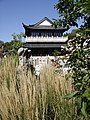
<box><xmin>83</xmin><ymin>89</ymin><xmax>90</xmax><ymax>101</ymax></box>
<box><xmin>75</xmin><ymin>82</ymin><xmax>82</xmax><ymax>86</ymax></box>
<box><xmin>81</xmin><ymin>101</ymin><xmax>87</xmax><ymax>119</ymax></box>
<box><xmin>64</xmin><ymin>91</ymin><xmax>79</xmax><ymax>99</ymax></box>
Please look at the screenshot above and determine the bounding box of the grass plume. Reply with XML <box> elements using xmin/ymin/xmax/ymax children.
<box><xmin>0</xmin><ymin>56</ymin><xmax>78</xmax><ymax>120</ymax></box>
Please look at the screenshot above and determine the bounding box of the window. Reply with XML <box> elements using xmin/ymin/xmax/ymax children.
<box><xmin>31</xmin><ymin>32</ymin><xmax>39</xmax><ymax>37</ymax></box>
<box><xmin>48</xmin><ymin>32</ymin><xmax>52</xmax><ymax>37</ymax></box>
<box><xmin>54</xmin><ymin>32</ymin><xmax>61</xmax><ymax>37</ymax></box>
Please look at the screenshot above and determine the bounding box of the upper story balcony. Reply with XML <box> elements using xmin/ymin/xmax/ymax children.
<box><xmin>25</xmin><ymin>36</ymin><xmax>68</xmax><ymax>43</ymax></box>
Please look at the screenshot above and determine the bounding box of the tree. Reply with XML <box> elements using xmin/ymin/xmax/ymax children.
<box><xmin>0</xmin><ymin>40</ymin><xmax>4</xmax><ymax>48</ymax></box>
<box><xmin>54</xmin><ymin>0</ymin><xmax>90</xmax><ymax>30</ymax></box>
<box><xmin>4</xmin><ymin>42</ymin><xmax>12</xmax><ymax>52</ymax></box>
<box><xmin>54</xmin><ymin>0</ymin><xmax>90</xmax><ymax>119</ymax></box>
<box><xmin>11</xmin><ymin>33</ymin><xmax>23</xmax><ymax>51</ymax></box>
<box><xmin>4</xmin><ymin>33</ymin><xmax>23</xmax><ymax>55</ymax></box>
<box><xmin>64</xmin><ymin>29</ymin><xmax>78</xmax><ymax>39</ymax></box>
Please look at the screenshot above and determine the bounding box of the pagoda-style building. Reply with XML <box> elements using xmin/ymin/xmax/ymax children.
<box><xmin>22</xmin><ymin>17</ymin><xmax>68</xmax><ymax>70</ymax></box>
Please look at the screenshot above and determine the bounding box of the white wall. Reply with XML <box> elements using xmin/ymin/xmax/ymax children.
<box><xmin>39</xmin><ymin>20</ymin><xmax>52</xmax><ymax>26</ymax></box>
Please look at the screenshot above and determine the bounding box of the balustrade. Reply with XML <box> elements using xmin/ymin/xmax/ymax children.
<box><xmin>26</xmin><ymin>36</ymin><xmax>68</xmax><ymax>42</ymax></box>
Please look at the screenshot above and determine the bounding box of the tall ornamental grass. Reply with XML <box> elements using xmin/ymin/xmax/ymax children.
<box><xmin>0</xmin><ymin>56</ymin><xmax>78</xmax><ymax>120</ymax></box>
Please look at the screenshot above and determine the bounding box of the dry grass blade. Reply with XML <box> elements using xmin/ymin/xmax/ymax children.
<box><xmin>0</xmin><ymin>56</ymin><xmax>78</xmax><ymax>120</ymax></box>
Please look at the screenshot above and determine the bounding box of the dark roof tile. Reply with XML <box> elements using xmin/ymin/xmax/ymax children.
<box><xmin>23</xmin><ymin>17</ymin><xmax>68</xmax><ymax>30</ymax></box>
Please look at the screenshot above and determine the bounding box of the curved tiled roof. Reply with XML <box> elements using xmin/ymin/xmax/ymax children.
<box><xmin>22</xmin><ymin>17</ymin><xmax>68</xmax><ymax>30</ymax></box>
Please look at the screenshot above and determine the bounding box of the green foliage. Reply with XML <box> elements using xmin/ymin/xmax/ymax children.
<box><xmin>64</xmin><ymin>29</ymin><xmax>78</xmax><ymax>39</ymax></box>
<box><xmin>81</xmin><ymin>101</ymin><xmax>87</xmax><ymax>119</ymax></box>
<box><xmin>52</xmin><ymin>50</ymin><xmax>60</xmax><ymax>57</ymax></box>
<box><xmin>66</xmin><ymin>35</ymin><xmax>90</xmax><ymax>119</ymax></box>
<box><xmin>64</xmin><ymin>91</ymin><xmax>79</xmax><ymax>99</ymax></box>
<box><xmin>54</xmin><ymin>0</ymin><xmax>90</xmax><ymax>29</ymax></box>
<box><xmin>11</xmin><ymin>40</ymin><xmax>22</xmax><ymax>52</ymax></box>
<box><xmin>4</xmin><ymin>42</ymin><xmax>12</xmax><ymax>52</ymax></box>
<box><xmin>4</xmin><ymin>33</ymin><xmax>23</xmax><ymax>55</ymax></box>
<box><xmin>11</xmin><ymin>33</ymin><xmax>23</xmax><ymax>53</ymax></box>
<box><xmin>54</xmin><ymin>0</ymin><xmax>90</xmax><ymax>119</ymax></box>
<box><xmin>0</xmin><ymin>40</ymin><xmax>4</xmax><ymax>48</ymax></box>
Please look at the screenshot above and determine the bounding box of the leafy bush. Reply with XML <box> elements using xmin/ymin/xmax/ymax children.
<box><xmin>66</xmin><ymin>35</ymin><xmax>90</xmax><ymax>119</ymax></box>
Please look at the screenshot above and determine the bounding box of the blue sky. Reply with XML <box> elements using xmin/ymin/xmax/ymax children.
<box><xmin>0</xmin><ymin>0</ymin><xmax>79</xmax><ymax>42</ymax></box>
<box><xmin>0</xmin><ymin>0</ymin><xmax>59</xmax><ymax>42</ymax></box>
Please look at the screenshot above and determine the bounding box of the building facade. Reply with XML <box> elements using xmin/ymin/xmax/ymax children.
<box><xmin>22</xmin><ymin>17</ymin><xmax>68</xmax><ymax>73</ymax></box>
